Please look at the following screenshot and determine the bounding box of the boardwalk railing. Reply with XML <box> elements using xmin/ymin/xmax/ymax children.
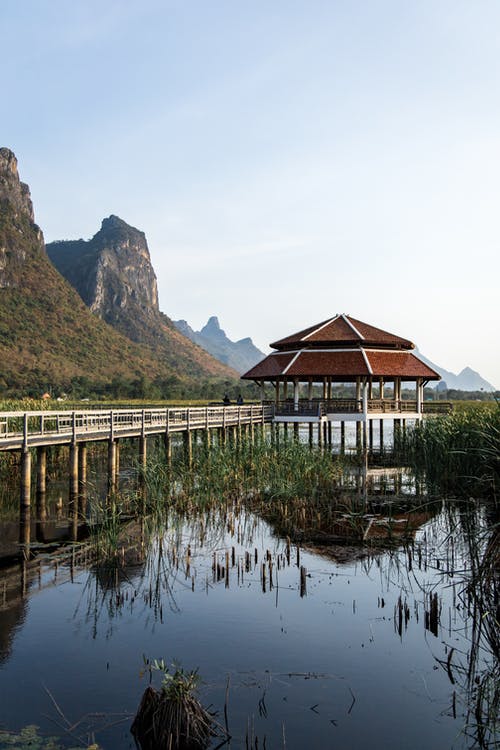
<box><xmin>0</xmin><ymin>405</ymin><xmax>274</xmax><ymax>451</ymax></box>
<box><xmin>268</xmin><ymin>399</ymin><xmax>453</xmax><ymax>417</ymax></box>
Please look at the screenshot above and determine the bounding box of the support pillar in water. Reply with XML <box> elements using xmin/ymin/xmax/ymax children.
<box><xmin>36</xmin><ymin>446</ymin><xmax>47</xmax><ymax>499</ymax></box>
<box><xmin>78</xmin><ymin>443</ymin><xmax>87</xmax><ymax>516</ymax></box>
<box><xmin>164</xmin><ymin>432</ymin><xmax>172</xmax><ymax>465</ymax></box>
<box><xmin>69</xmin><ymin>443</ymin><xmax>79</xmax><ymax>504</ymax></box>
<box><xmin>356</xmin><ymin>422</ymin><xmax>362</xmax><ymax>452</ymax></box>
<box><xmin>108</xmin><ymin>439</ymin><xmax>117</xmax><ymax>494</ymax></box>
<box><xmin>20</xmin><ymin>449</ymin><xmax>31</xmax><ymax>510</ymax></box>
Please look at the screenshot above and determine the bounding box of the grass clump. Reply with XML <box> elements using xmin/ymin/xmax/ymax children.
<box><xmin>131</xmin><ymin>660</ymin><xmax>216</xmax><ymax>750</ymax></box>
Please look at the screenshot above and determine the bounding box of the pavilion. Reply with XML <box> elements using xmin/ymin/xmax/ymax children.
<box><xmin>241</xmin><ymin>313</ymin><xmax>444</xmax><ymax>448</ymax></box>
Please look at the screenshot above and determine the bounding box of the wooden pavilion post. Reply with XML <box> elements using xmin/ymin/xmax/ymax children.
<box><xmin>293</xmin><ymin>378</ymin><xmax>299</xmax><ymax>411</ymax></box>
<box><xmin>416</xmin><ymin>377</ymin><xmax>422</xmax><ymax>416</ymax></box>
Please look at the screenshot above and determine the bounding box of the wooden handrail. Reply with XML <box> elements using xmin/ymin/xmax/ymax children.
<box><xmin>0</xmin><ymin>405</ymin><xmax>274</xmax><ymax>451</ymax></box>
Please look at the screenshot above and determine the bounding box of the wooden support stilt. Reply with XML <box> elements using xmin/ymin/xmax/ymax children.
<box><xmin>20</xmin><ymin>449</ymin><xmax>31</xmax><ymax>510</ymax></box>
<box><xmin>340</xmin><ymin>421</ymin><xmax>345</xmax><ymax>454</ymax></box>
<box><xmin>19</xmin><ymin>502</ymin><xmax>31</xmax><ymax>553</ymax></box>
<box><xmin>308</xmin><ymin>423</ymin><xmax>313</xmax><ymax>447</ymax></box>
<box><xmin>139</xmin><ymin>435</ymin><xmax>147</xmax><ymax>469</ymax></box>
<box><xmin>36</xmin><ymin>446</ymin><xmax>46</xmax><ymax>499</ymax></box>
<box><xmin>78</xmin><ymin>443</ymin><xmax>87</xmax><ymax>516</ymax></box>
<box><xmin>164</xmin><ymin>432</ymin><xmax>172</xmax><ymax>465</ymax></box>
<box><xmin>184</xmin><ymin>430</ymin><xmax>192</xmax><ymax>465</ymax></box>
<box><xmin>108</xmin><ymin>439</ymin><xmax>117</xmax><ymax>494</ymax></box>
<box><xmin>69</xmin><ymin>443</ymin><xmax>79</xmax><ymax>504</ymax></box>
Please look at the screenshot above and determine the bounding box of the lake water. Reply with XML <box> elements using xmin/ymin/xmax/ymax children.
<box><xmin>0</xmin><ymin>435</ymin><xmax>497</xmax><ymax>749</ymax></box>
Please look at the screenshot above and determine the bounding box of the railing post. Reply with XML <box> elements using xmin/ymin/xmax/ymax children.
<box><xmin>23</xmin><ymin>413</ymin><xmax>29</xmax><ymax>453</ymax></box>
<box><xmin>110</xmin><ymin>410</ymin><xmax>114</xmax><ymax>441</ymax></box>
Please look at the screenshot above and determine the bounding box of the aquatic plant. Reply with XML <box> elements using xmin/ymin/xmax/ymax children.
<box><xmin>0</xmin><ymin>723</ymin><xmax>94</xmax><ymax>749</ymax></box>
<box><xmin>398</xmin><ymin>407</ymin><xmax>500</xmax><ymax>498</ymax></box>
<box><xmin>140</xmin><ymin>432</ymin><xmax>344</xmax><ymax>511</ymax></box>
<box><xmin>131</xmin><ymin>660</ymin><xmax>217</xmax><ymax>750</ymax></box>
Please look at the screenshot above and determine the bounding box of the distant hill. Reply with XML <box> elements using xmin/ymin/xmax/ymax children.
<box><xmin>0</xmin><ymin>147</ymin><xmax>237</xmax><ymax>398</ymax></box>
<box><xmin>174</xmin><ymin>316</ymin><xmax>265</xmax><ymax>374</ymax></box>
<box><xmin>47</xmin><ymin>217</ymin><xmax>238</xmax><ymax>383</ymax></box>
<box><xmin>415</xmin><ymin>350</ymin><xmax>495</xmax><ymax>391</ymax></box>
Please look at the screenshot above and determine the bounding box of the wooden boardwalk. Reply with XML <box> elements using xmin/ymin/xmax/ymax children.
<box><xmin>0</xmin><ymin>405</ymin><xmax>274</xmax><ymax>452</ymax></box>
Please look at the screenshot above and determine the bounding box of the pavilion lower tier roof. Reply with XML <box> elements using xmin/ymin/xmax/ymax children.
<box><xmin>241</xmin><ymin>348</ymin><xmax>441</xmax><ymax>382</ymax></box>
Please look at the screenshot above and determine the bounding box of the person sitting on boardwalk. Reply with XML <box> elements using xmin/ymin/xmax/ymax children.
<box><xmin>236</xmin><ymin>394</ymin><xmax>244</xmax><ymax>405</ymax></box>
<box><xmin>223</xmin><ymin>394</ymin><xmax>231</xmax><ymax>405</ymax></box>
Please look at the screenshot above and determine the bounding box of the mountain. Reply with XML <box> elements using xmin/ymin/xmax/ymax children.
<box><xmin>46</xmin><ymin>217</ymin><xmax>237</xmax><ymax>382</ymax></box>
<box><xmin>0</xmin><ymin>148</ymin><xmax>236</xmax><ymax>397</ymax></box>
<box><xmin>415</xmin><ymin>350</ymin><xmax>495</xmax><ymax>391</ymax></box>
<box><xmin>174</xmin><ymin>316</ymin><xmax>265</xmax><ymax>374</ymax></box>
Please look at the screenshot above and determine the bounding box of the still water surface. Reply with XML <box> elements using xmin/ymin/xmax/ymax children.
<box><xmin>0</xmin><ymin>469</ymin><xmax>492</xmax><ymax>749</ymax></box>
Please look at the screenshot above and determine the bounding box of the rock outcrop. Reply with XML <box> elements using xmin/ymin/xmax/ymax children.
<box><xmin>47</xmin><ymin>218</ymin><xmax>238</xmax><ymax>380</ymax></box>
<box><xmin>0</xmin><ymin>148</ymin><xmax>237</xmax><ymax>395</ymax></box>
<box><xmin>47</xmin><ymin>215</ymin><xmax>159</xmax><ymax>333</ymax></box>
<box><xmin>0</xmin><ymin>148</ymin><xmax>43</xmax><ymax>289</ymax></box>
<box><xmin>174</xmin><ymin>316</ymin><xmax>265</xmax><ymax>374</ymax></box>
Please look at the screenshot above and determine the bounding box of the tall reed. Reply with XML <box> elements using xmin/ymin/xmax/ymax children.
<box><xmin>398</xmin><ymin>407</ymin><xmax>499</xmax><ymax>498</ymax></box>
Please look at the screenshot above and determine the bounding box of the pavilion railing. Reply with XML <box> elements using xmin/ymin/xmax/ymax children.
<box><xmin>268</xmin><ymin>399</ymin><xmax>452</xmax><ymax>417</ymax></box>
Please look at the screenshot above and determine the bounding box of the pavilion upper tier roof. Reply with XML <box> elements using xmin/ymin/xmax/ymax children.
<box><xmin>270</xmin><ymin>314</ymin><xmax>414</xmax><ymax>351</ymax></box>
<box><xmin>242</xmin><ymin>314</ymin><xmax>441</xmax><ymax>382</ymax></box>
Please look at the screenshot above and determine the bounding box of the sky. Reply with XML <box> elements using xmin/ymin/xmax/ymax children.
<box><xmin>3</xmin><ymin>0</ymin><xmax>500</xmax><ymax>388</ymax></box>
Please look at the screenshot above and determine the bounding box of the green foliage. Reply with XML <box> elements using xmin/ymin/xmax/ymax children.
<box><xmin>0</xmin><ymin>200</ymin><xmax>239</xmax><ymax>399</ymax></box>
<box><xmin>0</xmin><ymin>724</ymin><xmax>91</xmax><ymax>749</ymax></box>
<box><xmin>141</xmin><ymin>433</ymin><xmax>344</xmax><ymax>512</ymax></box>
<box><xmin>399</xmin><ymin>406</ymin><xmax>500</xmax><ymax>497</ymax></box>
<box><xmin>143</xmin><ymin>658</ymin><xmax>201</xmax><ymax>701</ymax></box>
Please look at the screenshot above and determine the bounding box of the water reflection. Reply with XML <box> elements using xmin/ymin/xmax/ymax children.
<box><xmin>0</xmin><ymin>466</ymin><xmax>497</xmax><ymax>748</ymax></box>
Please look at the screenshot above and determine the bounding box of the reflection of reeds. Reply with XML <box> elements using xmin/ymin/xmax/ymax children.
<box><xmin>460</xmin><ymin>515</ymin><xmax>499</xmax><ymax>747</ymax></box>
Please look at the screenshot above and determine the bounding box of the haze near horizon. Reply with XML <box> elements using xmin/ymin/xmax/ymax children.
<box><xmin>3</xmin><ymin>0</ymin><xmax>499</xmax><ymax>387</ymax></box>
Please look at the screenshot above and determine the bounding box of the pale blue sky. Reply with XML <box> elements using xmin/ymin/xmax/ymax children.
<box><xmin>3</xmin><ymin>1</ymin><xmax>499</xmax><ymax>387</ymax></box>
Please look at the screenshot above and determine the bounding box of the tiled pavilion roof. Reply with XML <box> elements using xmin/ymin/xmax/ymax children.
<box><xmin>270</xmin><ymin>313</ymin><xmax>414</xmax><ymax>350</ymax></box>
<box><xmin>242</xmin><ymin>314</ymin><xmax>441</xmax><ymax>382</ymax></box>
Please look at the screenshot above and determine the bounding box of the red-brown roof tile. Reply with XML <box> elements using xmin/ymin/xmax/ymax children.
<box><xmin>270</xmin><ymin>314</ymin><xmax>414</xmax><ymax>350</ymax></box>
<box><xmin>242</xmin><ymin>348</ymin><xmax>440</xmax><ymax>381</ymax></box>
<box><xmin>366</xmin><ymin>351</ymin><xmax>440</xmax><ymax>379</ymax></box>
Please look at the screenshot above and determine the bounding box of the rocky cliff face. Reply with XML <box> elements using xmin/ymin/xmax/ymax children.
<box><xmin>47</xmin><ymin>215</ymin><xmax>159</xmax><ymax>333</ymax></box>
<box><xmin>0</xmin><ymin>148</ymin><xmax>237</xmax><ymax>395</ymax></box>
<box><xmin>174</xmin><ymin>315</ymin><xmax>265</xmax><ymax>374</ymax></box>
<box><xmin>47</xmin><ymin>218</ymin><xmax>238</xmax><ymax>379</ymax></box>
<box><xmin>0</xmin><ymin>148</ymin><xmax>43</xmax><ymax>289</ymax></box>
